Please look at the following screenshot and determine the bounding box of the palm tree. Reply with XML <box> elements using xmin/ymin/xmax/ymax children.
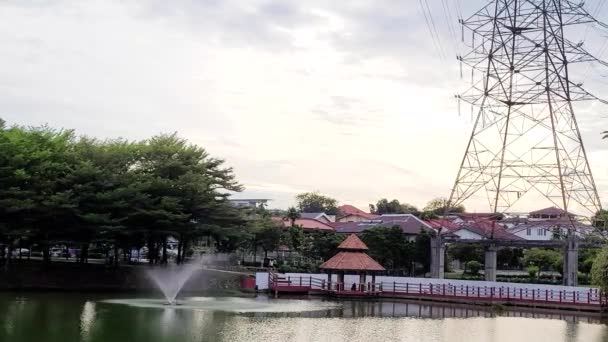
<box><xmin>284</xmin><ymin>207</ymin><xmax>300</xmax><ymax>226</ymax></box>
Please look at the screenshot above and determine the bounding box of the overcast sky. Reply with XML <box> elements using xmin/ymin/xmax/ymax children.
<box><xmin>2</xmin><ymin>0</ymin><xmax>608</xmax><ymax>213</ymax></box>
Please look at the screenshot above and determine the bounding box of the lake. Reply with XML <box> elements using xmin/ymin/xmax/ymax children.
<box><xmin>1</xmin><ymin>292</ymin><xmax>607</xmax><ymax>342</ymax></box>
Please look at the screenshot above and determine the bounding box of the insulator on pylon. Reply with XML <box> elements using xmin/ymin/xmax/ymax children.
<box><xmin>471</xmin><ymin>69</ymin><xmax>474</xmax><ymax>84</ymax></box>
<box><xmin>460</xmin><ymin>60</ymin><xmax>463</xmax><ymax>79</ymax></box>
<box><xmin>461</xmin><ymin>23</ymin><xmax>464</xmax><ymax>42</ymax></box>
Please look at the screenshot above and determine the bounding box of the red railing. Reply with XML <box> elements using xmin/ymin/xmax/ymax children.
<box><xmin>267</xmin><ymin>273</ymin><xmax>606</xmax><ymax>307</ymax></box>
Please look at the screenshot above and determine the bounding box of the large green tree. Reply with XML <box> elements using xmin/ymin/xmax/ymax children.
<box><xmin>0</xmin><ymin>122</ymin><xmax>245</xmax><ymax>266</ymax></box>
<box><xmin>370</xmin><ymin>199</ymin><xmax>419</xmax><ymax>215</ymax></box>
<box><xmin>423</xmin><ymin>197</ymin><xmax>465</xmax><ymax>214</ymax></box>
<box><xmin>295</xmin><ymin>192</ymin><xmax>339</xmax><ymax>215</ymax></box>
<box><xmin>361</xmin><ymin>226</ymin><xmax>414</xmax><ymax>271</ymax></box>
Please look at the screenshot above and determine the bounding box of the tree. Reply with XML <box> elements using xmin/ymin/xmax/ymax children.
<box><xmin>303</xmin><ymin>231</ymin><xmax>344</xmax><ymax>260</ymax></box>
<box><xmin>257</xmin><ymin>224</ymin><xmax>282</xmax><ymax>259</ymax></box>
<box><xmin>448</xmin><ymin>243</ymin><xmax>483</xmax><ymax>273</ymax></box>
<box><xmin>295</xmin><ymin>192</ymin><xmax>339</xmax><ymax>215</ymax></box>
<box><xmin>361</xmin><ymin>226</ymin><xmax>413</xmax><ymax>271</ymax></box>
<box><xmin>284</xmin><ymin>207</ymin><xmax>300</xmax><ymax>226</ymax></box>
<box><xmin>371</xmin><ymin>199</ymin><xmax>419</xmax><ymax>215</ymax></box>
<box><xmin>423</xmin><ymin>197</ymin><xmax>465</xmax><ymax>214</ymax></box>
<box><xmin>591</xmin><ymin>246</ymin><xmax>608</xmax><ymax>290</ymax></box>
<box><xmin>413</xmin><ymin>230</ymin><xmax>432</xmax><ymax>274</ymax></box>
<box><xmin>285</xmin><ymin>225</ymin><xmax>305</xmax><ymax>252</ymax></box>
<box><xmin>465</xmin><ymin>260</ymin><xmax>482</xmax><ymax>276</ymax></box>
<box><xmin>522</xmin><ymin>248</ymin><xmax>561</xmax><ymax>273</ymax></box>
<box><xmin>0</xmin><ymin>121</ymin><xmax>246</xmax><ymax>267</ymax></box>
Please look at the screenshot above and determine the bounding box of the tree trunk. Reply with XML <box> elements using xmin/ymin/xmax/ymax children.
<box><xmin>161</xmin><ymin>237</ymin><xmax>168</xmax><ymax>265</ymax></box>
<box><xmin>7</xmin><ymin>243</ymin><xmax>13</xmax><ymax>265</ymax></box>
<box><xmin>42</xmin><ymin>243</ymin><xmax>50</xmax><ymax>264</ymax></box>
<box><xmin>176</xmin><ymin>240</ymin><xmax>182</xmax><ymax>264</ymax></box>
<box><xmin>147</xmin><ymin>237</ymin><xmax>154</xmax><ymax>265</ymax></box>
<box><xmin>113</xmin><ymin>246</ymin><xmax>119</xmax><ymax>268</ymax></box>
<box><xmin>252</xmin><ymin>245</ymin><xmax>257</xmax><ymax>266</ymax></box>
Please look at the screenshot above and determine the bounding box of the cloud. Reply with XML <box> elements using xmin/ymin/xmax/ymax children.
<box><xmin>1</xmin><ymin>0</ymin><xmax>608</xmax><ymax>212</ymax></box>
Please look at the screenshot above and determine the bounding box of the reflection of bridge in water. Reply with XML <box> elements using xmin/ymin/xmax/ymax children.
<box><xmin>260</xmin><ymin>297</ymin><xmax>605</xmax><ymax>324</ymax></box>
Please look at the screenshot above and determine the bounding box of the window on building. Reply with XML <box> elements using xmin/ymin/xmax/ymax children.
<box><xmin>526</xmin><ymin>228</ymin><xmax>531</xmax><ymax>235</ymax></box>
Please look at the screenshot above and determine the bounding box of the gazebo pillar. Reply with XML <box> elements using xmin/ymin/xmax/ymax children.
<box><xmin>359</xmin><ymin>272</ymin><xmax>366</xmax><ymax>292</ymax></box>
<box><xmin>337</xmin><ymin>271</ymin><xmax>345</xmax><ymax>291</ymax></box>
<box><xmin>326</xmin><ymin>270</ymin><xmax>332</xmax><ymax>290</ymax></box>
<box><xmin>371</xmin><ymin>273</ymin><xmax>376</xmax><ymax>292</ymax></box>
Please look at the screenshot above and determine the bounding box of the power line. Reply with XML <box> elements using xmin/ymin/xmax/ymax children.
<box><xmin>418</xmin><ymin>0</ymin><xmax>446</xmax><ymax>62</ymax></box>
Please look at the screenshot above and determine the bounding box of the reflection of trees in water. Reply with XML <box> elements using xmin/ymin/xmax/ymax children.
<box><xmin>2</xmin><ymin>294</ymin><xmax>608</xmax><ymax>342</ymax></box>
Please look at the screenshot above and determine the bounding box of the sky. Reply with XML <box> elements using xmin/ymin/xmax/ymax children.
<box><xmin>2</xmin><ymin>0</ymin><xmax>608</xmax><ymax>213</ymax></box>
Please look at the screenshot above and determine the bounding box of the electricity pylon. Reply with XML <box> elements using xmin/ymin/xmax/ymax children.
<box><xmin>449</xmin><ymin>0</ymin><xmax>606</xmax><ymax>218</ymax></box>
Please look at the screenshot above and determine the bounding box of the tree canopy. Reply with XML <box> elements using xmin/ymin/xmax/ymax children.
<box><xmin>423</xmin><ymin>197</ymin><xmax>465</xmax><ymax>214</ymax></box>
<box><xmin>295</xmin><ymin>192</ymin><xmax>339</xmax><ymax>215</ymax></box>
<box><xmin>370</xmin><ymin>199</ymin><xmax>419</xmax><ymax>215</ymax></box>
<box><xmin>0</xmin><ymin>121</ymin><xmax>245</xmax><ymax>265</ymax></box>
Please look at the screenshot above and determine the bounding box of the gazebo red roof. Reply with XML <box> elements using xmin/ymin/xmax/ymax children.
<box><xmin>319</xmin><ymin>234</ymin><xmax>385</xmax><ymax>272</ymax></box>
<box><xmin>337</xmin><ymin>234</ymin><xmax>369</xmax><ymax>251</ymax></box>
<box><xmin>320</xmin><ymin>251</ymin><xmax>385</xmax><ymax>271</ymax></box>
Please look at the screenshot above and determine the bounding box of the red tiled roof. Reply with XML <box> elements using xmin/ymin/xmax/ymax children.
<box><xmin>272</xmin><ymin>217</ymin><xmax>335</xmax><ymax>231</ymax></box>
<box><xmin>425</xmin><ymin>219</ymin><xmax>460</xmax><ymax>230</ymax></box>
<box><xmin>319</xmin><ymin>251</ymin><xmax>385</xmax><ymax>271</ymax></box>
<box><xmin>339</xmin><ymin>204</ymin><xmax>368</xmax><ymax>215</ymax></box>
<box><xmin>332</xmin><ymin>215</ymin><xmax>432</xmax><ymax>235</ymax></box>
<box><xmin>529</xmin><ymin>206</ymin><xmax>573</xmax><ymax>216</ymax></box>
<box><xmin>338</xmin><ymin>205</ymin><xmax>378</xmax><ymax>219</ymax></box>
<box><xmin>337</xmin><ymin>234</ymin><xmax>369</xmax><ymax>251</ymax></box>
<box><xmin>457</xmin><ymin>219</ymin><xmax>524</xmax><ymax>240</ymax></box>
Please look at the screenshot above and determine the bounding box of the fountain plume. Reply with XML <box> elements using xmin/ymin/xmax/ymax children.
<box><xmin>146</xmin><ymin>260</ymin><xmax>199</xmax><ymax>305</ymax></box>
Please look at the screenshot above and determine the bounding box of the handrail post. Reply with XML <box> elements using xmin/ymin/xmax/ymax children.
<box><xmin>393</xmin><ymin>281</ymin><xmax>396</xmax><ymax>293</ymax></box>
<box><xmin>419</xmin><ymin>283</ymin><xmax>422</xmax><ymax>294</ymax></box>
<box><xmin>406</xmin><ymin>283</ymin><xmax>409</xmax><ymax>294</ymax></box>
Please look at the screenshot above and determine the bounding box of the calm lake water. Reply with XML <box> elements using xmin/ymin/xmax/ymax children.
<box><xmin>1</xmin><ymin>292</ymin><xmax>607</xmax><ymax>342</ymax></box>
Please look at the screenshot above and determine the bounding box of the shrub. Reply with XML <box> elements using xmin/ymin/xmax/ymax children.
<box><xmin>466</xmin><ymin>260</ymin><xmax>482</xmax><ymax>276</ymax></box>
<box><xmin>527</xmin><ymin>265</ymin><xmax>539</xmax><ymax>279</ymax></box>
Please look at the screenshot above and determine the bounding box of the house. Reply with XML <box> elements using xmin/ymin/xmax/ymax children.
<box><xmin>505</xmin><ymin>219</ymin><xmax>594</xmax><ymax>241</ymax></box>
<box><xmin>528</xmin><ymin>206</ymin><xmax>575</xmax><ymax>220</ymax></box>
<box><xmin>273</xmin><ymin>217</ymin><xmax>335</xmax><ymax>233</ymax></box>
<box><xmin>331</xmin><ymin>214</ymin><xmax>434</xmax><ymax>241</ymax></box>
<box><xmin>425</xmin><ymin>217</ymin><xmax>522</xmax><ymax>241</ymax></box>
<box><xmin>337</xmin><ymin>204</ymin><xmax>379</xmax><ymax>222</ymax></box>
<box><xmin>502</xmin><ymin>206</ymin><xmax>593</xmax><ymax>241</ymax></box>
<box><xmin>299</xmin><ymin>212</ymin><xmax>335</xmax><ymax>223</ymax></box>
<box><xmin>228</xmin><ymin>198</ymin><xmax>270</xmax><ymax>209</ymax></box>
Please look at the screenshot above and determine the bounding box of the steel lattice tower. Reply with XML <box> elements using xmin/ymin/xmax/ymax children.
<box><xmin>449</xmin><ymin>0</ymin><xmax>606</xmax><ymax>218</ymax></box>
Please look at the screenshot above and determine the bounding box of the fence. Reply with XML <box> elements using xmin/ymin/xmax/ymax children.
<box><xmin>264</xmin><ymin>272</ymin><xmax>605</xmax><ymax>308</ymax></box>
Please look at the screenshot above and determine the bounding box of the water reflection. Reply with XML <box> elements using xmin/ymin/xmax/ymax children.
<box><xmin>1</xmin><ymin>293</ymin><xmax>607</xmax><ymax>342</ymax></box>
<box><xmin>80</xmin><ymin>301</ymin><xmax>96</xmax><ymax>342</ymax></box>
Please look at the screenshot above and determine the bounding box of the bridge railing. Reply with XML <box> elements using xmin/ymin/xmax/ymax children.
<box><xmin>267</xmin><ymin>273</ymin><xmax>605</xmax><ymax>306</ymax></box>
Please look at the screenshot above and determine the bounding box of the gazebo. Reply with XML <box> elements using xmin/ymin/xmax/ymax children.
<box><xmin>320</xmin><ymin>234</ymin><xmax>385</xmax><ymax>292</ymax></box>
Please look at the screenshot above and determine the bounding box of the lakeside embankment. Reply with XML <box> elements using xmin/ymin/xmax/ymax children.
<box><xmin>0</xmin><ymin>261</ymin><xmax>245</xmax><ymax>292</ymax></box>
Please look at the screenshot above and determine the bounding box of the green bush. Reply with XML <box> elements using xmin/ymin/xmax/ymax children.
<box><xmin>527</xmin><ymin>265</ymin><xmax>539</xmax><ymax>279</ymax></box>
<box><xmin>591</xmin><ymin>247</ymin><xmax>608</xmax><ymax>290</ymax></box>
<box><xmin>466</xmin><ymin>261</ymin><xmax>482</xmax><ymax>276</ymax></box>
